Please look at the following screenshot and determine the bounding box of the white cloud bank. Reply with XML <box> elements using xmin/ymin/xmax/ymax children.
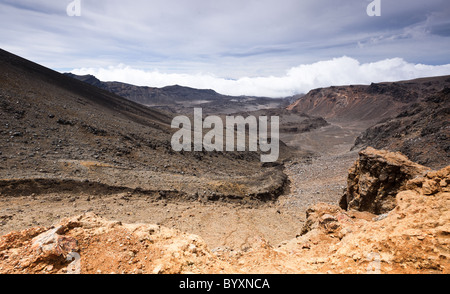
<box><xmin>71</xmin><ymin>57</ymin><xmax>450</xmax><ymax>98</ymax></box>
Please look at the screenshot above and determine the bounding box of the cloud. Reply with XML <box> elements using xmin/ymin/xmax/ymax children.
<box><xmin>71</xmin><ymin>56</ymin><xmax>450</xmax><ymax>98</ymax></box>
<box><xmin>3</xmin><ymin>1</ymin><xmax>448</xmax><ymax>90</ymax></box>
<box><xmin>2</xmin><ymin>0</ymin><xmax>450</xmax><ymax>75</ymax></box>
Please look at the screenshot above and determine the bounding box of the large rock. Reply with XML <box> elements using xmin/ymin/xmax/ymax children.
<box><xmin>275</xmin><ymin>164</ymin><xmax>450</xmax><ymax>273</ymax></box>
<box><xmin>0</xmin><ymin>213</ymin><xmax>233</xmax><ymax>274</ymax></box>
<box><xmin>31</xmin><ymin>226</ymin><xmax>78</xmax><ymax>258</ymax></box>
<box><xmin>339</xmin><ymin>147</ymin><xmax>429</xmax><ymax>214</ymax></box>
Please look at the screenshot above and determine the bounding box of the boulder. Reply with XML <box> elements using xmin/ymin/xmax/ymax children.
<box><xmin>31</xmin><ymin>225</ymin><xmax>78</xmax><ymax>258</ymax></box>
<box><xmin>0</xmin><ymin>213</ymin><xmax>233</xmax><ymax>274</ymax></box>
<box><xmin>339</xmin><ymin>147</ymin><xmax>429</xmax><ymax>214</ymax></box>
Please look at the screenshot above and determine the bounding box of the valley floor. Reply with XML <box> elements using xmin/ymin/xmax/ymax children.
<box><xmin>0</xmin><ymin>121</ymin><xmax>363</xmax><ymax>250</ymax></box>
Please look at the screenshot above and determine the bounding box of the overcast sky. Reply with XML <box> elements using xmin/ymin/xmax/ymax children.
<box><xmin>1</xmin><ymin>0</ymin><xmax>450</xmax><ymax>97</ymax></box>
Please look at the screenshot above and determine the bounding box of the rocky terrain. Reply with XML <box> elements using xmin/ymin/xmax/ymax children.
<box><xmin>1</xmin><ymin>49</ymin><xmax>449</xmax><ymax>275</ymax></box>
<box><xmin>0</xmin><ymin>49</ymin><xmax>308</xmax><ymax>252</ymax></box>
<box><xmin>1</xmin><ymin>148</ymin><xmax>448</xmax><ymax>274</ymax></box>
<box><xmin>287</xmin><ymin>75</ymin><xmax>450</xmax><ymax>169</ymax></box>
<box><xmin>0</xmin><ymin>49</ymin><xmax>292</xmax><ymax>205</ymax></box>
<box><xmin>287</xmin><ymin>76</ymin><xmax>450</xmax><ymax>123</ymax></box>
<box><xmin>353</xmin><ymin>88</ymin><xmax>450</xmax><ymax>169</ymax></box>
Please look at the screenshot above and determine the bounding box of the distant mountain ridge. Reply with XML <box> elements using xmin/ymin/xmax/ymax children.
<box><xmin>64</xmin><ymin>73</ymin><xmax>289</xmax><ymax>114</ymax></box>
<box><xmin>64</xmin><ymin>73</ymin><xmax>226</xmax><ymax>105</ymax></box>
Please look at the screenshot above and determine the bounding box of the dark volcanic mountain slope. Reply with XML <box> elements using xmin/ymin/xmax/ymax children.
<box><xmin>0</xmin><ymin>49</ymin><xmax>288</xmax><ymax>201</ymax></box>
<box><xmin>287</xmin><ymin>76</ymin><xmax>450</xmax><ymax>123</ymax></box>
<box><xmin>353</xmin><ymin>88</ymin><xmax>450</xmax><ymax>169</ymax></box>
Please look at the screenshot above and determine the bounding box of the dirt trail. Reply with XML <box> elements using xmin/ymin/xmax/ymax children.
<box><xmin>279</xmin><ymin>151</ymin><xmax>358</xmax><ymax>217</ymax></box>
<box><xmin>278</xmin><ymin>120</ymin><xmax>366</xmax><ymax>217</ymax></box>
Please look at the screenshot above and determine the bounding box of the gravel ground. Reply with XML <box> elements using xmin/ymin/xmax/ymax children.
<box><xmin>279</xmin><ymin>151</ymin><xmax>359</xmax><ymax>218</ymax></box>
<box><xmin>277</xmin><ymin>121</ymin><xmax>363</xmax><ymax>220</ymax></box>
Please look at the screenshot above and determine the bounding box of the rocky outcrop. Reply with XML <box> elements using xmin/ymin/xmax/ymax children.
<box><xmin>339</xmin><ymin>147</ymin><xmax>430</xmax><ymax>214</ymax></box>
<box><xmin>295</xmin><ymin>165</ymin><xmax>449</xmax><ymax>273</ymax></box>
<box><xmin>219</xmin><ymin>163</ymin><xmax>449</xmax><ymax>274</ymax></box>
<box><xmin>0</xmin><ymin>213</ymin><xmax>233</xmax><ymax>274</ymax></box>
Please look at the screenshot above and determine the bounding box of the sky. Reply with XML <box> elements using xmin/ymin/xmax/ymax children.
<box><xmin>1</xmin><ymin>0</ymin><xmax>450</xmax><ymax>97</ymax></box>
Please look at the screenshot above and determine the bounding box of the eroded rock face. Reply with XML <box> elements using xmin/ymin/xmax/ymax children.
<box><xmin>278</xmin><ymin>165</ymin><xmax>449</xmax><ymax>273</ymax></box>
<box><xmin>339</xmin><ymin>147</ymin><xmax>430</xmax><ymax>214</ymax></box>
